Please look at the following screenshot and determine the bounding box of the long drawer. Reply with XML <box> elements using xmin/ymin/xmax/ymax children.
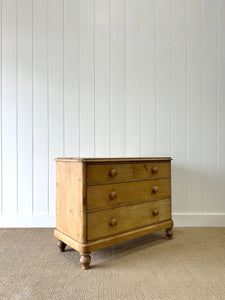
<box><xmin>87</xmin><ymin>178</ymin><xmax>171</xmax><ymax>211</ymax></box>
<box><xmin>87</xmin><ymin>199</ymin><xmax>171</xmax><ymax>241</ymax></box>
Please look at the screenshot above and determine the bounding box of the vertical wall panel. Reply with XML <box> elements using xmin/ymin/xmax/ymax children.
<box><xmin>218</xmin><ymin>0</ymin><xmax>225</xmax><ymax>213</ymax></box>
<box><xmin>187</xmin><ymin>0</ymin><xmax>202</xmax><ymax>213</ymax></box>
<box><xmin>110</xmin><ymin>0</ymin><xmax>125</xmax><ymax>157</ymax></box>
<box><xmin>126</xmin><ymin>0</ymin><xmax>141</xmax><ymax>157</ymax></box>
<box><xmin>140</xmin><ymin>0</ymin><xmax>156</xmax><ymax>156</ymax></box>
<box><xmin>64</xmin><ymin>0</ymin><xmax>79</xmax><ymax>157</ymax></box>
<box><xmin>171</xmin><ymin>0</ymin><xmax>187</xmax><ymax>212</ymax></box>
<box><xmin>33</xmin><ymin>0</ymin><xmax>48</xmax><ymax>214</ymax></box>
<box><xmin>79</xmin><ymin>0</ymin><xmax>95</xmax><ymax>157</ymax></box>
<box><xmin>0</xmin><ymin>0</ymin><xmax>2</xmax><ymax>215</ymax></box>
<box><xmin>2</xmin><ymin>0</ymin><xmax>17</xmax><ymax>214</ymax></box>
<box><xmin>17</xmin><ymin>0</ymin><xmax>32</xmax><ymax>214</ymax></box>
<box><xmin>202</xmin><ymin>0</ymin><xmax>217</xmax><ymax>213</ymax></box>
<box><xmin>95</xmin><ymin>0</ymin><xmax>110</xmax><ymax>157</ymax></box>
<box><xmin>155</xmin><ymin>0</ymin><xmax>171</xmax><ymax>156</ymax></box>
<box><xmin>48</xmin><ymin>0</ymin><xmax>64</xmax><ymax>214</ymax></box>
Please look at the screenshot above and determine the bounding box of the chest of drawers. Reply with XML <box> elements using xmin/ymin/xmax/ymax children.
<box><xmin>54</xmin><ymin>157</ymin><xmax>173</xmax><ymax>269</ymax></box>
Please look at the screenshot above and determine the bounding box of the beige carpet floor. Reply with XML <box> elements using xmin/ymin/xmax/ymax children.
<box><xmin>0</xmin><ymin>228</ymin><xmax>224</xmax><ymax>300</ymax></box>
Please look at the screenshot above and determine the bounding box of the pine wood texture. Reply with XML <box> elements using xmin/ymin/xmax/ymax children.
<box><xmin>87</xmin><ymin>163</ymin><xmax>133</xmax><ymax>184</ymax></box>
<box><xmin>87</xmin><ymin>199</ymin><xmax>171</xmax><ymax>241</ymax></box>
<box><xmin>134</xmin><ymin>161</ymin><xmax>171</xmax><ymax>179</ymax></box>
<box><xmin>56</xmin><ymin>161</ymin><xmax>86</xmax><ymax>244</ymax></box>
<box><xmin>56</xmin><ymin>157</ymin><xmax>172</xmax><ymax>163</ymax></box>
<box><xmin>54</xmin><ymin>219</ymin><xmax>173</xmax><ymax>253</ymax></box>
<box><xmin>54</xmin><ymin>157</ymin><xmax>173</xmax><ymax>269</ymax></box>
<box><xmin>87</xmin><ymin>178</ymin><xmax>171</xmax><ymax>211</ymax></box>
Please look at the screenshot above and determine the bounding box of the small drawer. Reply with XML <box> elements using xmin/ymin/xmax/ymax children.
<box><xmin>87</xmin><ymin>178</ymin><xmax>171</xmax><ymax>210</ymax></box>
<box><xmin>134</xmin><ymin>161</ymin><xmax>170</xmax><ymax>179</ymax></box>
<box><xmin>87</xmin><ymin>163</ymin><xmax>133</xmax><ymax>185</ymax></box>
<box><xmin>87</xmin><ymin>199</ymin><xmax>171</xmax><ymax>241</ymax></box>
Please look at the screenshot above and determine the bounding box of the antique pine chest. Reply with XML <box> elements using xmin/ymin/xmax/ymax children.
<box><xmin>54</xmin><ymin>157</ymin><xmax>173</xmax><ymax>269</ymax></box>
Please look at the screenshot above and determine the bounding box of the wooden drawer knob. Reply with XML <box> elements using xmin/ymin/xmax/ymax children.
<box><xmin>109</xmin><ymin>190</ymin><xmax>117</xmax><ymax>200</ymax></box>
<box><xmin>152</xmin><ymin>208</ymin><xmax>159</xmax><ymax>216</ymax></box>
<box><xmin>152</xmin><ymin>185</ymin><xmax>159</xmax><ymax>193</ymax></box>
<box><xmin>109</xmin><ymin>168</ymin><xmax>118</xmax><ymax>177</ymax></box>
<box><xmin>109</xmin><ymin>217</ymin><xmax>117</xmax><ymax>227</ymax></box>
<box><xmin>151</xmin><ymin>166</ymin><xmax>158</xmax><ymax>174</ymax></box>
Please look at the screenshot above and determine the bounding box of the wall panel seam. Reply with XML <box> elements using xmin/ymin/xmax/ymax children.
<box><xmin>63</xmin><ymin>0</ymin><xmax>65</xmax><ymax>157</ymax></box>
<box><xmin>154</xmin><ymin>0</ymin><xmax>157</xmax><ymax>156</ymax></box>
<box><xmin>108</xmin><ymin>0</ymin><xmax>112</xmax><ymax>157</ymax></box>
<box><xmin>185</xmin><ymin>0</ymin><xmax>188</xmax><ymax>214</ymax></box>
<box><xmin>170</xmin><ymin>0</ymin><xmax>173</xmax><ymax>157</ymax></box>
<box><xmin>201</xmin><ymin>0</ymin><xmax>204</xmax><ymax>214</ymax></box>
<box><xmin>16</xmin><ymin>0</ymin><xmax>18</xmax><ymax>215</ymax></box>
<box><xmin>47</xmin><ymin>0</ymin><xmax>50</xmax><ymax>215</ymax></box>
<box><xmin>78</xmin><ymin>0</ymin><xmax>80</xmax><ymax>157</ymax></box>
<box><xmin>124</xmin><ymin>0</ymin><xmax>126</xmax><ymax>156</ymax></box>
<box><xmin>93</xmin><ymin>0</ymin><xmax>96</xmax><ymax>157</ymax></box>
<box><xmin>0</xmin><ymin>0</ymin><xmax>2</xmax><ymax>216</ymax></box>
<box><xmin>216</xmin><ymin>0</ymin><xmax>219</xmax><ymax>180</ymax></box>
<box><xmin>186</xmin><ymin>0</ymin><xmax>188</xmax><ymax>214</ymax></box>
<box><xmin>139</xmin><ymin>0</ymin><xmax>142</xmax><ymax>157</ymax></box>
<box><xmin>31</xmin><ymin>0</ymin><xmax>34</xmax><ymax>215</ymax></box>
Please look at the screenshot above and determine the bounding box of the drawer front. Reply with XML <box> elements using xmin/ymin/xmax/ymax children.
<box><xmin>87</xmin><ymin>164</ymin><xmax>133</xmax><ymax>185</ymax></box>
<box><xmin>87</xmin><ymin>199</ymin><xmax>171</xmax><ymax>241</ymax></box>
<box><xmin>134</xmin><ymin>162</ymin><xmax>170</xmax><ymax>179</ymax></box>
<box><xmin>87</xmin><ymin>178</ymin><xmax>171</xmax><ymax>211</ymax></box>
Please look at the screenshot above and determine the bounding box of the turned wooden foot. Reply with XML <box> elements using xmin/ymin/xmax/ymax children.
<box><xmin>80</xmin><ymin>252</ymin><xmax>91</xmax><ymax>270</ymax></box>
<box><xmin>165</xmin><ymin>228</ymin><xmax>173</xmax><ymax>240</ymax></box>
<box><xmin>57</xmin><ymin>240</ymin><xmax>67</xmax><ymax>252</ymax></box>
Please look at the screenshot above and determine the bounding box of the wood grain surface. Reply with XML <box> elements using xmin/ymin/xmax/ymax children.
<box><xmin>87</xmin><ymin>178</ymin><xmax>171</xmax><ymax>211</ymax></box>
<box><xmin>87</xmin><ymin>199</ymin><xmax>171</xmax><ymax>241</ymax></box>
<box><xmin>56</xmin><ymin>161</ymin><xmax>86</xmax><ymax>243</ymax></box>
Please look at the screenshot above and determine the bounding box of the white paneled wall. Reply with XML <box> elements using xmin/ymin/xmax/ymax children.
<box><xmin>0</xmin><ymin>0</ymin><xmax>225</xmax><ymax>227</ymax></box>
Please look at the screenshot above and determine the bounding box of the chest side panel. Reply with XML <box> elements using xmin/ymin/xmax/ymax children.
<box><xmin>56</xmin><ymin>161</ymin><xmax>86</xmax><ymax>243</ymax></box>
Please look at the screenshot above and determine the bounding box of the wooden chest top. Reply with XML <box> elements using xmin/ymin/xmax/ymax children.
<box><xmin>56</xmin><ymin>157</ymin><xmax>172</xmax><ymax>163</ymax></box>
